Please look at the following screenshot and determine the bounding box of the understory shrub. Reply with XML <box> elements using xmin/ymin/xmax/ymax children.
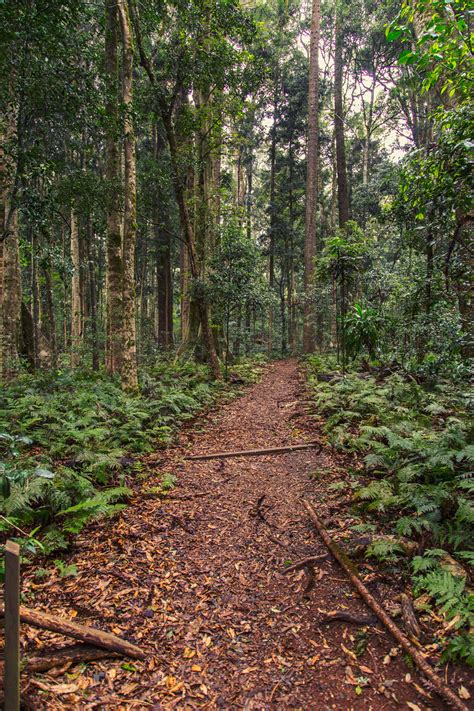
<box><xmin>306</xmin><ymin>356</ymin><xmax>473</xmax><ymax>665</ymax></box>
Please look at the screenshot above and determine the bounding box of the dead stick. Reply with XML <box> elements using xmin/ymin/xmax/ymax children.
<box><xmin>321</xmin><ymin>611</ymin><xmax>375</xmax><ymax>626</ymax></box>
<box><xmin>302</xmin><ymin>499</ymin><xmax>468</xmax><ymax>711</ymax></box>
<box><xmin>0</xmin><ymin>605</ymin><xmax>145</xmax><ymax>660</ymax></box>
<box><xmin>185</xmin><ymin>441</ymin><xmax>322</xmax><ymax>461</ymax></box>
<box><xmin>282</xmin><ymin>554</ymin><xmax>330</xmax><ymax>574</ymax></box>
<box><xmin>0</xmin><ymin>645</ymin><xmax>119</xmax><ymax>675</ymax></box>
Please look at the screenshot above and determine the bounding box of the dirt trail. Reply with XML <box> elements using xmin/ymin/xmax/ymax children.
<box><xmin>23</xmin><ymin>361</ymin><xmax>448</xmax><ymax>709</ymax></box>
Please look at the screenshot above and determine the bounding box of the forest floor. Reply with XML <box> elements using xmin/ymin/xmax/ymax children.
<box><xmin>20</xmin><ymin>360</ymin><xmax>467</xmax><ymax>709</ymax></box>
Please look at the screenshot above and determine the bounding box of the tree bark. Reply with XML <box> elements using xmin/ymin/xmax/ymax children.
<box><xmin>105</xmin><ymin>0</ymin><xmax>123</xmax><ymax>376</ymax></box>
<box><xmin>303</xmin><ymin>0</ymin><xmax>321</xmax><ymax>353</ymax></box>
<box><xmin>0</xmin><ymin>105</ymin><xmax>21</xmax><ymax>380</ymax></box>
<box><xmin>334</xmin><ymin>6</ymin><xmax>350</xmax><ymax>228</ymax></box>
<box><xmin>268</xmin><ymin>79</ymin><xmax>278</xmax><ymax>355</ymax></box>
<box><xmin>0</xmin><ymin>604</ymin><xmax>145</xmax><ymax>660</ymax></box>
<box><xmin>118</xmin><ymin>0</ymin><xmax>138</xmax><ymax>391</ymax></box>
<box><xmin>1</xmin><ymin>205</ymin><xmax>21</xmax><ymax>378</ymax></box>
<box><xmin>70</xmin><ymin>209</ymin><xmax>83</xmax><ymax>366</ymax></box>
<box><xmin>42</xmin><ymin>262</ymin><xmax>57</xmax><ymax>369</ymax></box>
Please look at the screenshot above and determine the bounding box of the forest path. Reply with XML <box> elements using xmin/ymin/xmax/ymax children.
<box><xmin>24</xmin><ymin>360</ymin><xmax>444</xmax><ymax>709</ymax></box>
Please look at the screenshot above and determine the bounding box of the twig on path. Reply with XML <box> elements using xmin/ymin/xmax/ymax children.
<box><xmin>264</xmin><ymin>533</ymin><xmax>291</xmax><ymax>550</ymax></box>
<box><xmin>301</xmin><ymin>499</ymin><xmax>469</xmax><ymax>711</ymax></box>
<box><xmin>185</xmin><ymin>441</ymin><xmax>322</xmax><ymax>461</ymax></box>
<box><xmin>281</xmin><ymin>554</ymin><xmax>330</xmax><ymax>574</ymax></box>
<box><xmin>320</xmin><ymin>611</ymin><xmax>375</xmax><ymax>626</ymax></box>
<box><xmin>169</xmin><ymin>513</ymin><xmax>194</xmax><ymax>534</ymax></box>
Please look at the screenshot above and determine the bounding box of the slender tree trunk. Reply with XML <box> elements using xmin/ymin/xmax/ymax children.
<box><xmin>43</xmin><ymin>263</ymin><xmax>57</xmax><ymax>369</ymax></box>
<box><xmin>105</xmin><ymin>0</ymin><xmax>123</xmax><ymax>376</ymax></box>
<box><xmin>303</xmin><ymin>0</ymin><xmax>321</xmax><ymax>353</ymax></box>
<box><xmin>118</xmin><ymin>0</ymin><xmax>138</xmax><ymax>390</ymax></box>
<box><xmin>1</xmin><ymin>206</ymin><xmax>21</xmax><ymax>379</ymax></box>
<box><xmin>153</xmin><ymin>124</ymin><xmax>173</xmax><ymax>348</ymax></box>
<box><xmin>0</xmin><ymin>105</ymin><xmax>21</xmax><ymax>380</ymax></box>
<box><xmin>86</xmin><ymin>217</ymin><xmax>99</xmax><ymax>370</ymax></box>
<box><xmin>334</xmin><ymin>7</ymin><xmax>350</xmax><ymax>227</ymax></box>
<box><xmin>70</xmin><ymin>209</ymin><xmax>83</xmax><ymax>366</ymax></box>
<box><xmin>30</xmin><ymin>229</ymin><xmax>40</xmax><ymax>369</ymax></box>
<box><xmin>268</xmin><ymin>80</ymin><xmax>278</xmax><ymax>355</ymax></box>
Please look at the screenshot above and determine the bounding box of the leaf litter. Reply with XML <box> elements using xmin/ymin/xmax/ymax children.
<box><xmin>17</xmin><ymin>360</ymin><xmax>472</xmax><ymax>709</ymax></box>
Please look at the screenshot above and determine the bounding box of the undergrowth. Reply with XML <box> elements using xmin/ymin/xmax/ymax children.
<box><xmin>305</xmin><ymin>354</ymin><xmax>473</xmax><ymax>666</ymax></box>
<box><xmin>0</xmin><ymin>356</ymin><xmax>266</xmax><ymax>566</ymax></box>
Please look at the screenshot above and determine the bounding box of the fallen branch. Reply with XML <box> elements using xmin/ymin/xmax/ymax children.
<box><xmin>301</xmin><ymin>499</ymin><xmax>468</xmax><ymax>711</ymax></box>
<box><xmin>0</xmin><ymin>605</ymin><xmax>145</xmax><ymax>660</ymax></box>
<box><xmin>320</xmin><ymin>611</ymin><xmax>375</xmax><ymax>626</ymax></box>
<box><xmin>185</xmin><ymin>441</ymin><xmax>322</xmax><ymax>461</ymax></box>
<box><xmin>12</xmin><ymin>645</ymin><xmax>118</xmax><ymax>674</ymax></box>
<box><xmin>281</xmin><ymin>554</ymin><xmax>330</xmax><ymax>574</ymax></box>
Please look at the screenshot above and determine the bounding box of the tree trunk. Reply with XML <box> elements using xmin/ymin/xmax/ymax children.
<box><xmin>0</xmin><ymin>105</ymin><xmax>21</xmax><ymax>380</ymax></box>
<box><xmin>1</xmin><ymin>205</ymin><xmax>21</xmax><ymax>379</ymax></box>
<box><xmin>42</xmin><ymin>263</ymin><xmax>57</xmax><ymax>369</ymax></box>
<box><xmin>153</xmin><ymin>124</ymin><xmax>173</xmax><ymax>349</ymax></box>
<box><xmin>303</xmin><ymin>0</ymin><xmax>321</xmax><ymax>353</ymax></box>
<box><xmin>86</xmin><ymin>216</ymin><xmax>99</xmax><ymax>370</ymax></box>
<box><xmin>70</xmin><ymin>209</ymin><xmax>83</xmax><ymax>366</ymax></box>
<box><xmin>334</xmin><ymin>7</ymin><xmax>350</xmax><ymax>227</ymax></box>
<box><xmin>105</xmin><ymin>0</ymin><xmax>123</xmax><ymax>377</ymax></box>
<box><xmin>30</xmin><ymin>229</ymin><xmax>40</xmax><ymax>369</ymax></box>
<box><xmin>268</xmin><ymin>80</ymin><xmax>278</xmax><ymax>355</ymax></box>
<box><xmin>118</xmin><ymin>0</ymin><xmax>138</xmax><ymax>391</ymax></box>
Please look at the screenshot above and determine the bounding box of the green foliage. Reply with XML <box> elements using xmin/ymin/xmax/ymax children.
<box><xmin>306</xmin><ymin>356</ymin><xmax>473</xmax><ymax>655</ymax></box>
<box><xmin>344</xmin><ymin>303</ymin><xmax>380</xmax><ymax>359</ymax></box>
<box><xmin>0</xmin><ymin>360</ymin><xmax>218</xmax><ymax>551</ymax></box>
<box><xmin>390</xmin><ymin>0</ymin><xmax>473</xmax><ymax>100</ymax></box>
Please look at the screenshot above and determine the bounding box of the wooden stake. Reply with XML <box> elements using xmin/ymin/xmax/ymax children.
<box><xmin>185</xmin><ymin>441</ymin><xmax>322</xmax><ymax>461</ymax></box>
<box><xmin>302</xmin><ymin>499</ymin><xmax>468</xmax><ymax>711</ymax></box>
<box><xmin>4</xmin><ymin>540</ymin><xmax>20</xmax><ymax>711</ymax></box>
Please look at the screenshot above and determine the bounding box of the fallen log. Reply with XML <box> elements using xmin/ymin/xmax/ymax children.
<box><xmin>301</xmin><ymin>499</ymin><xmax>468</xmax><ymax>711</ymax></box>
<box><xmin>185</xmin><ymin>441</ymin><xmax>322</xmax><ymax>461</ymax></box>
<box><xmin>0</xmin><ymin>605</ymin><xmax>145</xmax><ymax>660</ymax></box>
<box><xmin>0</xmin><ymin>645</ymin><xmax>118</xmax><ymax>675</ymax></box>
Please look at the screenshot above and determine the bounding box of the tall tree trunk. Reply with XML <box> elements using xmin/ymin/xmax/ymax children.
<box><xmin>334</xmin><ymin>6</ymin><xmax>350</xmax><ymax>228</ymax></box>
<box><xmin>268</xmin><ymin>80</ymin><xmax>278</xmax><ymax>355</ymax></box>
<box><xmin>105</xmin><ymin>0</ymin><xmax>123</xmax><ymax>376</ymax></box>
<box><xmin>30</xmin><ymin>229</ymin><xmax>40</xmax><ymax>369</ymax></box>
<box><xmin>70</xmin><ymin>209</ymin><xmax>83</xmax><ymax>366</ymax></box>
<box><xmin>303</xmin><ymin>0</ymin><xmax>321</xmax><ymax>353</ymax></box>
<box><xmin>153</xmin><ymin>124</ymin><xmax>173</xmax><ymax>349</ymax></box>
<box><xmin>118</xmin><ymin>0</ymin><xmax>138</xmax><ymax>391</ymax></box>
<box><xmin>43</xmin><ymin>262</ymin><xmax>57</xmax><ymax>369</ymax></box>
<box><xmin>1</xmin><ymin>205</ymin><xmax>21</xmax><ymax>379</ymax></box>
<box><xmin>0</xmin><ymin>105</ymin><xmax>21</xmax><ymax>380</ymax></box>
<box><xmin>86</xmin><ymin>216</ymin><xmax>99</xmax><ymax>370</ymax></box>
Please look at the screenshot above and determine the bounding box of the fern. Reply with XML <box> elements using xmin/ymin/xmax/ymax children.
<box><xmin>59</xmin><ymin>486</ymin><xmax>131</xmax><ymax>533</ymax></box>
